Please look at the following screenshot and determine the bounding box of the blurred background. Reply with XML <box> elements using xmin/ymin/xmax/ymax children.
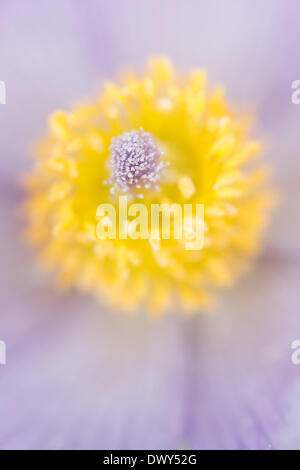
<box><xmin>0</xmin><ymin>0</ymin><xmax>300</xmax><ymax>450</ymax></box>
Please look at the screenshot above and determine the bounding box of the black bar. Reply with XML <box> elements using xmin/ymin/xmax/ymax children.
<box><xmin>0</xmin><ymin>449</ymin><xmax>295</xmax><ymax>464</ymax></box>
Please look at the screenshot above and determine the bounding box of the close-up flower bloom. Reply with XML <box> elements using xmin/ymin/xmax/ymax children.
<box><xmin>0</xmin><ymin>0</ymin><xmax>300</xmax><ymax>452</ymax></box>
<box><xmin>22</xmin><ymin>57</ymin><xmax>275</xmax><ymax>314</ymax></box>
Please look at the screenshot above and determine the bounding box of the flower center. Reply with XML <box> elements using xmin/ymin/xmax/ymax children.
<box><xmin>109</xmin><ymin>128</ymin><xmax>168</xmax><ymax>196</ymax></box>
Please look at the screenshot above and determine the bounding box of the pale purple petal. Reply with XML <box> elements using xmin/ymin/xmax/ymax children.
<box><xmin>0</xmin><ymin>0</ymin><xmax>300</xmax><ymax>450</ymax></box>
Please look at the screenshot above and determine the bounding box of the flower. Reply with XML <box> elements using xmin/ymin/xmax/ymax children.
<box><xmin>1</xmin><ymin>0</ymin><xmax>300</xmax><ymax>452</ymax></box>
<box><xmin>22</xmin><ymin>57</ymin><xmax>275</xmax><ymax>314</ymax></box>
